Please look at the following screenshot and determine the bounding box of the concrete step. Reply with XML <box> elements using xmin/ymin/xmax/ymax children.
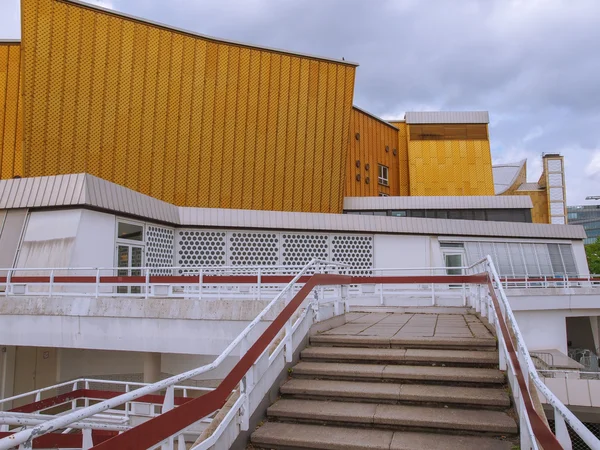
<box><xmin>280</xmin><ymin>378</ymin><xmax>511</xmax><ymax>408</ymax></box>
<box><xmin>301</xmin><ymin>346</ymin><xmax>499</xmax><ymax>367</ymax></box>
<box><xmin>267</xmin><ymin>399</ymin><xmax>517</xmax><ymax>436</ymax></box>
<box><xmin>251</xmin><ymin>422</ymin><xmax>515</xmax><ymax>450</ymax></box>
<box><xmin>292</xmin><ymin>361</ymin><xmax>505</xmax><ymax>385</ymax></box>
<box><xmin>310</xmin><ymin>334</ymin><xmax>497</xmax><ymax>350</ymax></box>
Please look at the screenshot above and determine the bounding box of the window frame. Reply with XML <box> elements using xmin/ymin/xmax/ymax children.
<box><xmin>378</xmin><ymin>164</ymin><xmax>389</xmax><ymax>186</ymax></box>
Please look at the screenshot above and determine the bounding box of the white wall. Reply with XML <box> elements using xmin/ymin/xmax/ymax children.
<box><xmin>16</xmin><ymin>210</ymin><xmax>82</xmax><ymax>269</ymax></box>
<box><xmin>513</xmin><ymin>310</ymin><xmax>568</xmax><ymax>353</ymax></box>
<box><xmin>373</xmin><ymin>234</ymin><xmax>431</xmax><ymax>272</ymax></box>
<box><xmin>71</xmin><ymin>210</ymin><xmax>115</xmax><ymax>269</ymax></box>
<box><xmin>58</xmin><ymin>348</ymin><xmax>144</xmax><ymax>381</ymax></box>
<box><xmin>572</xmin><ymin>240</ymin><xmax>590</xmax><ymax>276</ymax></box>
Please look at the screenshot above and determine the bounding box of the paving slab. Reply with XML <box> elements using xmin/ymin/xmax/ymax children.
<box><xmin>267</xmin><ymin>399</ymin><xmax>517</xmax><ymax>435</ymax></box>
<box><xmin>389</xmin><ymin>431</ymin><xmax>514</xmax><ymax>450</ymax></box>
<box><xmin>301</xmin><ymin>346</ymin><xmax>406</xmax><ymax>362</ymax></box>
<box><xmin>292</xmin><ymin>362</ymin><xmax>505</xmax><ymax>384</ymax></box>
<box><xmin>311</xmin><ymin>334</ymin><xmax>391</xmax><ymax>347</ymax></box>
<box><xmin>268</xmin><ymin>398</ymin><xmax>377</xmax><ymax>424</ymax></box>
<box><xmin>382</xmin><ymin>365</ymin><xmax>505</xmax><ymax>384</ymax></box>
<box><xmin>292</xmin><ymin>361</ymin><xmax>386</xmax><ymax>379</ymax></box>
<box><xmin>398</xmin><ymin>383</ymin><xmax>510</xmax><ymax>407</ymax></box>
<box><xmin>281</xmin><ymin>379</ymin><xmax>510</xmax><ymax>407</ymax></box>
<box><xmin>281</xmin><ymin>378</ymin><xmax>402</xmax><ymax>401</ymax></box>
<box><xmin>404</xmin><ymin>348</ymin><xmax>498</xmax><ymax>364</ymax></box>
<box><xmin>251</xmin><ymin>422</ymin><xmax>394</xmax><ymax>450</ymax></box>
<box><xmin>390</xmin><ymin>336</ymin><xmax>496</xmax><ymax>349</ymax></box>
<box><xmin>374</xmin><ymin>403</ymin><xmax>517</xmax><ymax>434</ymax></box>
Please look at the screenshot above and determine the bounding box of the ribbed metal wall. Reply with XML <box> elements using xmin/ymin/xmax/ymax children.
<box><xmin>0</xmin><ymin>42</ymin><xmax>22</xmax><ymax>180</ymax></box>
<box><xmin>21</xmin><ymin>0</ymin><xmax>356</xmax><ymax>213</ymax></box>
<box><xmin>388</xmin><ymin>121</ymin><xmax>409</xmax><ymax>196</ymax></box>
<box><xmin>407</xmin><ymin>125</ymin><xmax>495</xmax><ymax>196</ymax></box>
<box><xmin>345</xmin><ymin>107</ymin><xmax>399</xmax><ymax>197</ymax></box>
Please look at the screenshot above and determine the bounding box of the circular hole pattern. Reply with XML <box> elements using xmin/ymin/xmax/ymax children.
<box><xmin>177</xmin><ymin>230</ymin><xmax>227</xmax><ymax>273</ymax></box>
<box><xmin>282</xmin><ymin>234</ymin><xmax>329</xmax><ymax>266</ymax></box>
<box><xmin>331</xmin><ymin>235</ymin><xmax>373</xmax><ymax>274</ymax></box>
<box><xmin>229</xmin><ymin>232</ymin><xmax>279</xmax><ymax>266</ymax></box>
<box><xmin>147</xmin><ymin>226</ymin><xmax>175</xmax><ymax>275</ymax></box>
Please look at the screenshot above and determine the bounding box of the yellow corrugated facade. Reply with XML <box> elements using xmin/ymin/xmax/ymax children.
<box><xmin>0</xmin><ymin>42</ymin><xmax>23</xmax><ymax>179</ymax></box>
<box><xmin>345</xmin><ymin>108</ymin><xmax>399</xmax><ymax>197</ymax></box>
<box><xmin>19</xmin><ymin>0</ymin><xmax>356</xmax><ymax>213</ymax></box>
<box><xmin>406</xmin><ymin>125</ymin><xmax>495</xmax><ymax>196</ymax></box>
<box><xmin>388</xmin><ymin>121</ymin><xmax>409</xmax><ymax>196</ymax></box>
<box><xmin>0</xmin><ymin>0</ymin><xmax>560</xmax><ymax>222</ymax></box>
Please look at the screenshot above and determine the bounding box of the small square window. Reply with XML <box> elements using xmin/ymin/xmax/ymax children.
<box><xmin>378</xmin><ymin>164</ymin><xmax>389</xmax><ymax>186</ymax></box>
<box><xmin>378</xmin><ymin>192</ymin><xmax>389</xmax><ymax>197</ymax></box>
<box><xmin>117</xmin><ymin>222</ymin><xmax>143</xmax><ymax>241</ymax></box>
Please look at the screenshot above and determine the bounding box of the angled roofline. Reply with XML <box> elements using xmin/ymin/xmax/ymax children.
<box><xmin>0</xmin><ymin>174</ymin><xmax>586</xmax><ymax>240</ymax></box>
<box><xmin>352</xmin><ymin>105</ymin><xmax>398</xmax><ymax>130</ymax></box>
<box><xmin>493</xmin><ymin>159</ymin><xmax>526</xmax><ymax>195</ymax></box>
<box><xmin>61</xmin><ymin>0</ymin><xmax>359</xmax><ymax>67</ymax></box>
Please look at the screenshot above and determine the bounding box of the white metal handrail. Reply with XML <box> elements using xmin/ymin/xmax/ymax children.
<box><xmin>0</xmin><ymin>259</ymin><xmax>343</xmax><ymax>450</ymax></box>
<box><xmin>477</xmin><ymin>256</ymin><xmax>600</xmax><ymax>449</ymax></box>
<box><xmin>0</xmin><ymin>378</ymin><xmax>212</xmax><ymax>409</ymax></box>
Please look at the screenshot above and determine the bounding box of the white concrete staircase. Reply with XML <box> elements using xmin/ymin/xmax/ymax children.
<box><xmin>250</xmin><ymin>311</ymin><xmax>518</xmax><ymax>450</ymax></box>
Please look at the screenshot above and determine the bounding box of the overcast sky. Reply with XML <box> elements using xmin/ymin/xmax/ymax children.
<box><xmin>2</xmin><ymin>0</ymin><xmax>599</xmax><ymax>204</ymax></box>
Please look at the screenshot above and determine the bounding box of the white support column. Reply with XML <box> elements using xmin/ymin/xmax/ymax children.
<box><xmin>0</xmin><ymin>346</ymin><xmax>16</xmax><ymax>411</ymax></box>
<box><xmin>590</xmin><ymin>316</ymin><xmax>599</xmax><ymax>355</ymax></box>
<box><xmin>143</xmin><ymin>352</ymin><xmax>162</xmax><ymax>383</ymax></box>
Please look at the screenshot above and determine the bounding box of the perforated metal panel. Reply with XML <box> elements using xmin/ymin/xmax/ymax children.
<box><xmin>548</xmin><ymin>173</ymin><xmax>563</xmax><ymax>186</ymax></box>
<box><xmin>281</xmin><ymin>233</ymin><xmax>329</xmax><ymax>266</ymax></box>
<box><xmin>228</xmin><ymin>232</ymin><xmax>279</xmax><ymax>266</ymax></box>
<box><xmin>549</xmin><ymin>187</ymin><xmax>564</xmax><ymax>201</ymax></box>
<box><xmin>547</xmin><ymin>160</ymin><xmax>562</xmax><ymax>172</ymax></box>
<box><xmin>176</xmin><ymin>230</ymin><xmax>227</xmax><ymax>269</ymax></box>
<box><xmin>331</xmin><ymin>235</ymin><xmax>373</xmax><ymax>272</ymax></box>
<box><xmin>146</xmin><ymin>225</ymin><xmax>175</xmax><ymax>275</ymax></box>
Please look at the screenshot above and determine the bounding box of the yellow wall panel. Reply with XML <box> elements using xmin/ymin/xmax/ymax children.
<box><xmin>0</xmin><ymin>43</ymin><xmax>23</xmax><ymax>179</ymax></box>
<box><xmin>20</xmin><ymin>0</ymin><xmax>356</xmax><ymax>213</ymax></box>
<box><xmin>388</xmin><ymin>121</ymin><xmax>409</xmax><ymax>196</ymax></box>
<box><xmin>406</xmin><ymin>124</ymin><xmax>494</xmax><ymax>196</ymax></box>
<box><xmin>345</xmin><ymin>107</ymin><xmax>400</xmax><ymax>197</ymax></box>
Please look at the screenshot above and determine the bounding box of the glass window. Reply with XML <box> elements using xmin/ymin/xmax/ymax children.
<box><xmin>410</xmin><ymin>210</ymin><xmax>424</xmax><ymax>218</ymax></box>
<box><xmin>445</xmin><ymin>254</ymin><xmax>463</xmax><ymax>275</ymax></box>
<box><xmin>378</xmin><ymin>164</ymin><xmax>389</xmax><ymax>186</ymax></box>
<box><xmin>436</xmin><ymin>210</ymin><xmax>448</xmax><ymax>219</ymax></box>
<box><xmin>378</xmin><ymin>192</ymin><xmax>389</xmax><ymax>197</ymax></box>
<box><xmin>117</xmin><ymin>222</ymin><xmax>143</xmax><ymax>241</ymax></box>
<box><xmin>391</xmin><ymin>210</ymin><xmax>406</xmax><ymax>217</ymax></box>
<box><xmin>373</xmin><ymin>211</ymin><xmax>386</xmax><ymax>216</ymax></box>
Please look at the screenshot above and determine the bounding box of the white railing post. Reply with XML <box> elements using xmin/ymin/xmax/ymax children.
<box><xmin>5</xmin><ymin>269</ymin><xmax>12</xmax><ymax>295</ymax></box>
<box><xmin>198</xmin><ymin>269</ymin><xmax>203</xmax><ymax>300</ymax></box>
<box><xmin>49</xmin><ymin>270</ymin><xmax>54</xmax><ymax>297</ymax></box>
<box><xmin>431</xmin><ymin>283</ymin><xmax>435</xmax><ymax>306</ymax></box>
<box><xmin>284</xmin><ymin>286</ymin><xmax>294</xmax><ymax>363</ymax></box>
<box><xmin>461</xmin><ymin>283</ymin><xmax>466</xmax><ymax>306</ymax></box>
<box><xmin>554</xmin><ymin>408</ymin><xmax>573</xmax><ymax>450</ymax></box>
<box><xmin>162</xmin><ymin>386</ymin><xmax>175</xmax><ymax>413</ymax></box>
<box><xmin>82</xmin><ymin>428</ymin><xmax>93</xmax><ymax>450</ymax></box>
<box><xmin>257</xmin><ymin>268</ymin><xmax>262</xmax><ymax>301</ymax></box>
<box><xmin>95</xmin><ymin>268</ymin><xmax>100</xmax><ymax>298</ymax></box>
<box><xmin>71</xmin><ymin>381</ymin><xmax>78</xmax><ymax>410</ymax></box>
<box><xmin>379</xmin><ymin>270</ymin><xmax>384</xmax><ymax>306</ymax></box>
<box><xmin>85</xmin><ymin>380</ymin><xmax>90</xmax><ymax>408</ymax></box>
<box><xmin>177</xmin><ymin>434</ymin><xmax>186</xmax><ymax>450</ymax></box>
<box><xmin>145</xmin><ymin>268</ymin><xmax>150</xmax><ymax>299</ymax></box>
<box><xmin>240</xmin><ymin>382</ymin><xmax>249</xmax><ymax>432</ymax></box>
